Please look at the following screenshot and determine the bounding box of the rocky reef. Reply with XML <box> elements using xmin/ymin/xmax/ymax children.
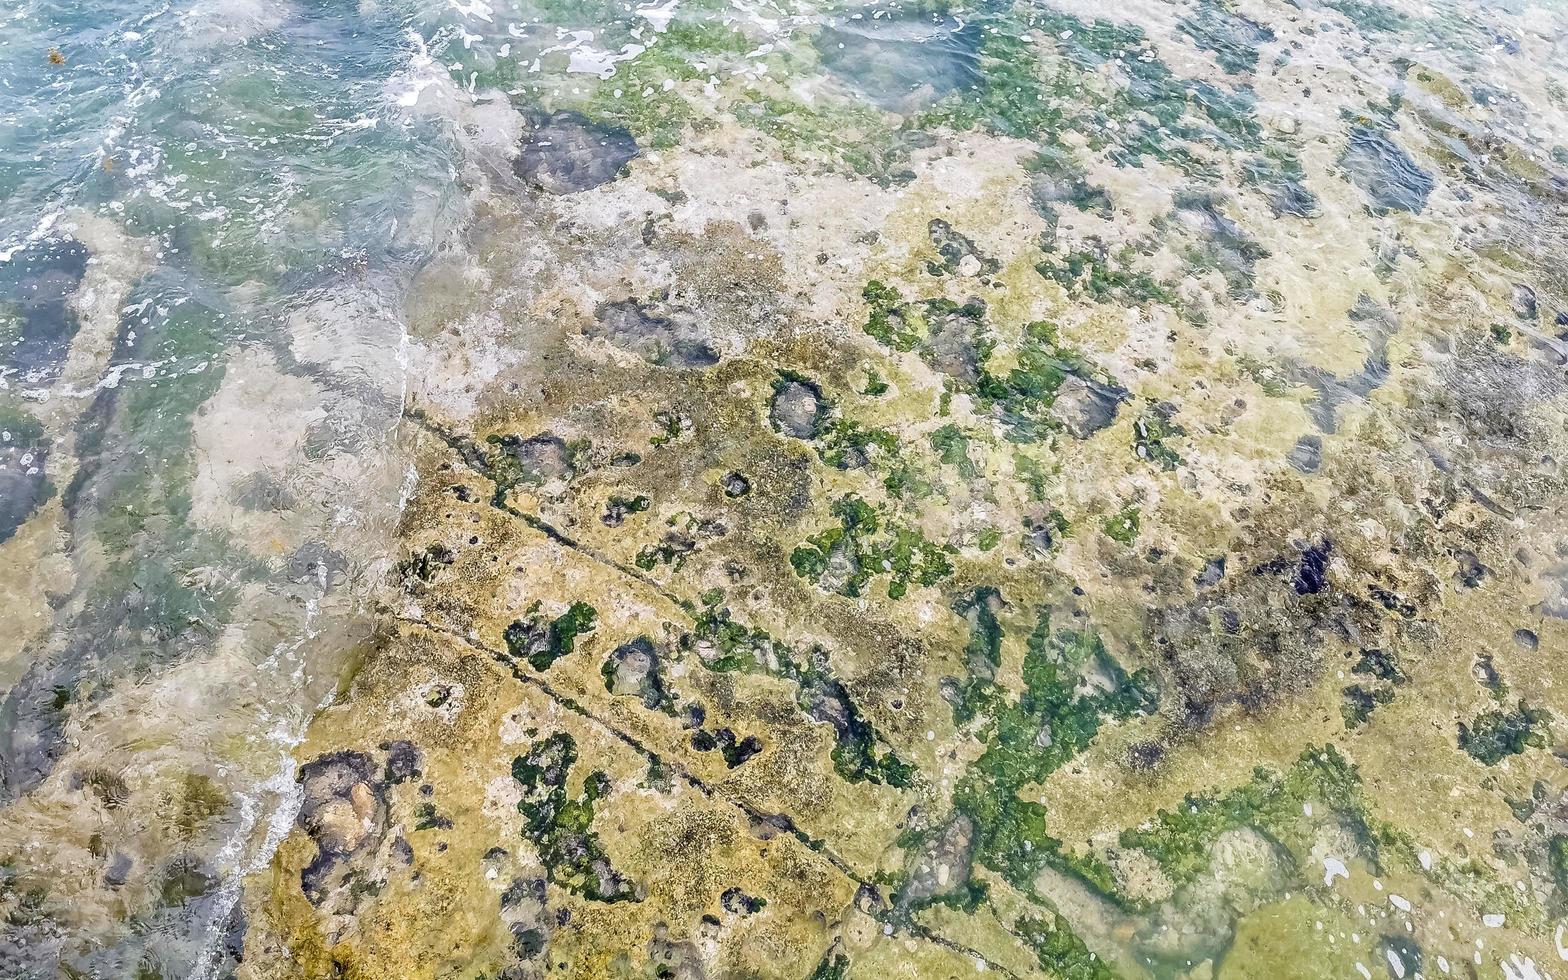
<box><xmin>5</xmin><ymin>0</ymin><xmax>1568</xmax><ymax>978</ymax></box>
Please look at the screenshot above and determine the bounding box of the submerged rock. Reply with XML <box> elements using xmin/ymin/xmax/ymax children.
<box><xmin>497</xmin><ymin>432</ymin><xmax>576</xmax><ymax>485</ymax></box>
<box><xmin>1266</xmin><ymin>178</ymin><xmax>1321</xmax><ymax>218</ymax></box>
<box><xmin>899</xmin><ymin>814</ymin><xmax>976</xmax><ymax>907</ymax></box>
<box><xmin>814</xmin><ymin>15</ymin><xmax>981</xmax><ymax>112</ymax></box>
<box><xmin>770</xmin><ymin>379</ymin><xmax>825</xmax><ymax>439</ymax></box>
<box><xmin>514</xmin><ymin>111</ymin><xmax>638</xmax><ymax>194</ymax></box>
<box><xmin>0</xmin><ymin>659</ymin><xmax>73</xmax><ymax>801</ymax></box>
<box><xmin>591</xmin><ymin>298</ymin><xmax>719</xmax><ymax>368</ymax></box>
<box><xmin>927</xmin><ymin>219</ymin><xmax>1000</xmax><ymax>277</ymax></box>
<box><xmin>1512</xmin><ymin>283</ymin><xmax>1539</xmax><ymax>320</ymax></box>
<box><xmin>1051</xmin><ymin>375</ymin><xmax>1128</xmax><ymax>438</ymax></box>
<box><xmin>1181</xmin><ymin>0</ymin><xmax>1275</xmax><ymax>74</ymax></box>
<box><xmin>924</xmin><ymin>301</ymin><xmax>989</xmax><ymax>384</ymax></box>
<box><xmin>603</xmin><ymin>637</ymin><xmax>671</xmax><ymax>711</ymax></box>
<box><xmin>0</xmin><ymin>237</ymin><xmax>90</xmax><ymax>382</ymax></box>
<box><xmin>103</xmin><ymin>851</ymin><xmax>134</xmax><ymax>888</ymax></box>
<box><xmin>0</xmin><ymin>437</ymin><xmax>49</xmax><ymax>544</ymax></box>
<box><xmin>1340</xmin><ymin>125</ymin><xmax>1435</xmax><ymax>214</ymax></box>
<box><xmin>1288</xmin><ymin>434</ymin><xmax>1322</xmax><ymax>473</ymax></box>
<box><xmin>1284</xmin><ymin>295</ymin><xmax>1398</xmax><ymax>432</ymax></box>
<box><xmin>645</xmin><ymin>928</ymin><xmax>708</xmax><ymax>980</ymax></box>
<box><xmin>1293</xmin><ymin>540</ymin><xmax>1332</xmax><ymax>595</ymax></box>
<box><xmin>295</xmin><ymin>751</ymin><xmax>383</xmax><ymax>903</ymax></box>
<box><xmin>1170</xmin><ymin>190</ymin><xmax>1269</xmax><ymax>293</ymax></box>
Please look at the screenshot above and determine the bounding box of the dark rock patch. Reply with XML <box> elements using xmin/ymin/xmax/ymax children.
<box><xmin>157</xmin><ymin>854</ymin><xmax>216</xmax><ymax>907</ymax></box>
<box><xmin>1287</xmin><ymin>434</ymin><xmax>1322</xmax><ymax>473</ymax></box>
<box><xmin>496</xmin><ymin>432</ymin><xmax>576</xmax><ymax>485</ymax></box>
<box><xmin>104</xmin><ymin>852</ymin><xmax>133</xmax><ymax>887</ymax></box>
<box><xmin>927</xmin><ymin>219</ymin><xmax>1000</xmax><ymax>276</ymax></box>
<box><xmin>1195</xmin><ymin>556</ymin><xmax>1227</xmax><ymax>589</ymax></box>
<box><xmin>1452</xmin><ymin>549</ymin><xmax>1489</xmax><ymax>589</ymax></box>
<box><xmin>1340</xmin><ymin>125</ymin><xmax>1435</xmax><ymax>214</ymax></box>
<box><xmin>0</xmin><ymin>659</ymin><xmax>74</xmax><ymax>801</ymax></box>
<box><xmin>602</xmin><ymin>637</ymin><xmax>672</xmax><ymax>712</ymax></box>
<box><xmin>1169</xmin><ymin>190</ymin><xmax>1269</xmax><ymax>294</ymax></box>
<box><xmin>645</xmin><ymin>928</ymin><xmax>707</xmax><ymax>980</ymax></box>
<box><xmin>380</xmin><ymin>740</ymin><xmax>423</xmax><ymax>784</ymax></box>
<box><xmin>591</xmin><ymin>298</ymin><xmax>719</xmax><ymax>368</ymax></box>
<box><xmin>295</xmin><ymin>750</ymin><xmax>384</xmax><ymax>903</ymax></box>
<box><xmin>690</xmin><ymin>727</ymin><xmax>762</xmax><ymax>768</ymax></box>
<box><xmin>1180</xmin><ymin>0</ymin><xmax>1275</xmax><ymax>74</ymax></box>
<box><xmin>720</xmin><ymin>471</ymin><xmax>750</xmax><ymax>498</ymax></box>
<box><xmin>720</xmin><ymin>886</ymin><xmax>766</xmax><ymax>915</ymax></box>
<box><xmin>1265</xmin><ymin>178</ymin><xmax>1321</xmax><ymax>218</ymax></box>
<box><xmin>924</xmin><ymin>301</ymin><xmax>989</xmax><ymax>384</ymax></box>
<box><xmin>514</xmin><ymin>111</ymin><xmax>638</xmax><ymax>195</ymax></box>
<box><xmin>1050</xmin><ymin>374</ymin><xmax>1128</xmax><ymax>438</ymax></box>
<box><xmin>286</xmin><ymin>541</ymin><xmax>349</xmax><ymax>588</ymax></box>
<box><xmin>601</xmin><ymin>493</ymin><xmax>651</xmax><ymax>528</ymax></box>
<box><xmin>0</xmin><ymin>435</ymin><xmax>50</xmax><ymax>544</ymax></box>
<box><xmin>1293</xmin><ymin>540</ymin><xmax>1332</xmax><ymax>595</ymax></box>
<box><xmin>1</xmin><ymin>237</ymin><xmax>90</xmax><ymax>383</ymax></box>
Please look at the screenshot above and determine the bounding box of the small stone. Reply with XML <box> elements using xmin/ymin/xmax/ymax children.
<box><xmin>721</xmin><ymin>472</ymin><xmax>751</xmax><ymax>498</ymax></box>
<box><xmin>1288</xmin><ymin>434</ymin><xmax>1322</xmax><ymax>473</ymax></box>
<box><xmin>104</xmin><ymin>853</ymin><xmax>132</xmax><ymax>887</ymax></box>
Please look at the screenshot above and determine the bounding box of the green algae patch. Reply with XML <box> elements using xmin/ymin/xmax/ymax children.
<box><xmin>1132</xmin><ymin>402</ymin><xmax>1186</xmax><ymax>471</ymax></box>
<box><xmin>1459</xmin><ymin>701</ymin><xmax>1552</xmax><ymax>766</ymax></box>
<box><xmin>585</xmin><ymin>22</ymin><xmax>752</xmax><ymax>149</ymax></box>
<box><xmin>1015</xmin><ymin>912</ymin><xmax>1115</xmax><ymax>980</ymax></box>
<box><xmin>1340</xmin><ymin>648</ymin><xmax>1406</xmax><ymax>729</ymax></box>
<box><xmin>1101</xmin><ymin>506</ymin><xmax>1141</xmax><ymax>545</ymax></box>
<box><xmin>861</xmin><ymin>278</ymin><xmax>1124</xmax><ymax>443</ymax></box>
<box><xmin>1037</xmin><ymin>245</ymin><xmax>1177</xmax><ymax>309</ymax></box>
<box><xmin>806</xmin><ymin>950</ymin><xmax>850</xmax><ymax>980</ymax></box>
<box><xmin>512</xmin><ymin>732</ymin><xmax>641</xmax><ymax>903</ymax></box>
<box><xmin>789</xmin><ymin>494</ymin><xmax>955</xmax><ymax>600</ymax></box>
<box><xmin>896</xmin><ymin>598</ymin><xmax>1159</xmax><ymax>963</ymax></box>
<box><xmin>1116</xmin><ymin>746</ymin><xmax>1365</xmax><ymax>889</ymax></box>
<box><xmin>503</xmin><ymin>600</ymin><xmax>600</xmax><ymax>672</ymax></box>
<box><xmin>929</xmin><ymin>423</ymin><xmax>978</xmax><ymax>478</ymax></box>
<box><xmin>916</xmin><ymin>6</ymin><xmax>1262</xmax><ymax>173</ymax></box>
<box><xmin>685</xmin><ymin>596</ymin><xmax>916</xmax><ymax>788</ymax></box>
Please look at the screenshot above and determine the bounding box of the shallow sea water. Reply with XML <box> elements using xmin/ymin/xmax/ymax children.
<box><xmin>2</xmin><ymin>0</ymin><xmax>1567</xmax><ymax>977</ymax></box>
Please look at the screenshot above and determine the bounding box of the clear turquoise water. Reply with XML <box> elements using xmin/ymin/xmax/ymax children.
<box><xmin>0</xmin><ymin>3</ymin><xmax>467</xmax><ymax>974</ymax></box>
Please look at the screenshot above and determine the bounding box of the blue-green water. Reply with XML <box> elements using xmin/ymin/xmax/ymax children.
<box><xmin>1</xmin><ymin>2</ymin><xmax>465</xmax><ymax>974</ymax></box>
